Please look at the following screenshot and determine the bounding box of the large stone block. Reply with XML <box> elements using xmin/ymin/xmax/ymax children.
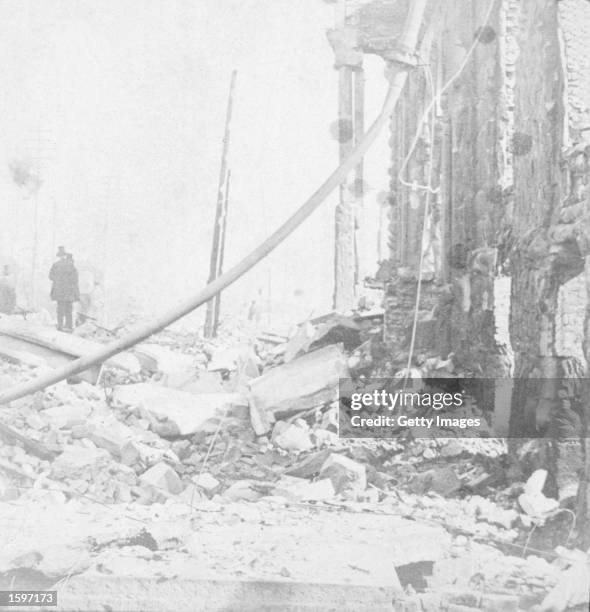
<box><xmin>113</xmin><ymin>383</ymin><xmax>238</xmax><ymax>436</ymax></box>
<box><xmin>248</xmin><ymin>344</ymin><xmax>349</xmax><ymax>434</ymax></box>
<box><xmin>139</xmin><ymin>462</ymin><xmax>183</xmax><ymax>495</ymax></box>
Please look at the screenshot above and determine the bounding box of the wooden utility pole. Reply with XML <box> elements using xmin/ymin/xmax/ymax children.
<box><xmin>212</xmin><ymin>170</ymin><xmax>231</xmax><ymax>334</ymax></box>
<box><xmin>204</xmin><ymin>70</ymin><xmax>237</xmax><ymax>338</ymax></box>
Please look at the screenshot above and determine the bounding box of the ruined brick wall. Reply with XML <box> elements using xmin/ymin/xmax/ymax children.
<box><xmin>383</xmin><ymin>6</ymin><xmax>441</xmax><ymax>367</ymax></box>
<box><xmin>387</xmin><ymin>30</ymin><xmax>435</xmax><ymax>277</ymax></box>
<box><xmin>510</xmin><ymin>0</ymin><xmax>564</xmax><ymax>383</ymax></box>
<box><xmin>442</xmin><ymin>0</ymin><xmax>509</xmax><ymax>372</ymax></box>
<box><xmin>377</xmin><ymin>0</ymin><xmax>590</xmax><ymax>517</ymax></box>
<box><xmin>558</xmin><ymin>0</ymin><xmax>590</xmax><ymax>136</ymax></box>
<box><xmin>381</xmin><ymin>0</ymin><xmax>588</xmax><ymax>380</ymax></box>
<box><xmin>510</xmin><ymin>0</ymin><xmax>590</xmax><ymax>380</ymax></box>
<box><xmin>383</xmin><ymin>0</ymin><xmax>512</xmax><ymax>374</ymax></box>
<box><xmin>509</xmin><ymin>0</ymin><xmax>590</xmax><ymax>508</ymax></box>
<box><xmin>558</xmin><ymin>0</ymin><xmax>590</xmax><ymax>535</ymax></box>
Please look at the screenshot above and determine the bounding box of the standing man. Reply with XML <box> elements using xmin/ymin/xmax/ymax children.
<box><xmin>49</xmin><ymin>247</ymin><xmax>79</xmax><ymax>332</ymax></box>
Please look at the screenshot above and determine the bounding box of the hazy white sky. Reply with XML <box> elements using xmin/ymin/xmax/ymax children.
<box><xmin>0</xmin><ymin>0</ymin><xmax>390</xmax><ymax>328</ymax></box>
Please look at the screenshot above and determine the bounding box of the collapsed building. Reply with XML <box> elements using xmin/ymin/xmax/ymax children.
<box><xmin>329</xmin><ymin>0</ymin><xmax>590</xmax><ymax>534</ymax></box>
<box><xmin>332</xmin><ymin>0</ymin><xmax>590</xmax><ymax>376</ymax></box>
<box><xmin>1</xmin><ymin>2</ymin><xmax>590</xmax><ymax>609</ymax></box>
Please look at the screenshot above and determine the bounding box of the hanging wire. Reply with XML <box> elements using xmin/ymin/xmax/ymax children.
<box><xmin>405</xmin><ymin>64</ymin><xmax>437</xmax><ymax>376</ymax></box>
<box><xmin>401</xmin><ymin>0</ymin><xmax>497</xmax><ymax>374</ymax></box>
<box><xmin>397</xmin><ymin>0</ymin><xmax>497</xmax><ymax>194</ymax></box>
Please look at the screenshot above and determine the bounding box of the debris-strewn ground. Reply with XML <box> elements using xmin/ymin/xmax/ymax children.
<box><xmin>0</xmin><ymin>314</ymin><xmax>588</xmax><ymax>611</ymax></box>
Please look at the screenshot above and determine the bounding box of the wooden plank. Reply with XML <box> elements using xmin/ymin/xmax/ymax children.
<box><xmin>0</xmin><ymin>342</ymin><xmax>47</xmax><ymax>367</ymax></box>
<box><xmin>0</xmin><ymin>320</ymin><xmax>138</xmax><ymax>375</ymax></box>
<box><xmin>0</xmin><ymin>420</ymin><xmax>58</xmax><ymax>460</ymax></box>
<box><xmin>0</xmin><ymin>332</ymin><xmax>100</xmax><ymax>383</ymax></box>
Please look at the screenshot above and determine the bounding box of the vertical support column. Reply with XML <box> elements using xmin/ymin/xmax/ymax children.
<box><xmin>334</xmin><ymin>64</ymin><xmax>356</xmax><ymax>311</ymax></box>
<box><xmin>439</xmin><ymin>112</ymin><xmax>452</xmax><ymax>283</ymax></box>
<box><xmin>581</xmin><ymin>254</ymin><xmax>590</xmax><ymax>547</ymax></box>
<box><xmin>353</xmin><ymin>66</ymin><xmax>365</xmax><ymax>289</ymax></box>
<box><xmin>332</xmin><ymin>0</ymin><xmax>362</xmax><ymax>312</ymax></box>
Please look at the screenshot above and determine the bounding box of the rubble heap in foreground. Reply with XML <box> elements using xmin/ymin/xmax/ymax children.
<box><xmin>0</xmin><ymin>315</ymin><xmax>588</xmax><ymax>612</ymax></box>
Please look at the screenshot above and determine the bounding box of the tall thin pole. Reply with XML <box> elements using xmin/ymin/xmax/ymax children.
<box><xmin>204</xmin><ymin>70</ymin><xmax>237</xmax><ymax>338</ymax></box>
<box><xmin>353</xmin><ymin>65</ymin><xmax>365</xmax><ymax>289</ymax></box>
<box><xmin>212</xmin><ymin>169</ymin><xmax>231</xmax><ymax>334</ymax></box>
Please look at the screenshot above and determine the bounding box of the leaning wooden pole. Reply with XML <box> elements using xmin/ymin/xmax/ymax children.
<box><xmin>0</xmin><ymin>0</ymin><xmax>428</xmax><ymax>404</ymax></box>
<box><xmin>204</xmin><ymin>70</ymin><xmax>237</xmax><ymax>338</ymax></box>
<box><xmin>212</xmin><ymin>169</ymin><xmax>231</xmax><ymax>334</ymax></box>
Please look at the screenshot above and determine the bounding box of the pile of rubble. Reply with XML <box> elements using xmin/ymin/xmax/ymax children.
<box><xmin>0</xmin><ymin>312</ymin><xmax>588</xmax><ymax>611</ymax></box>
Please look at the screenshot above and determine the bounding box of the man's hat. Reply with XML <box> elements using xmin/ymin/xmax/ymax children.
<box><xmin>56</xmin><ymin>246</ymin><xmax>66</xmax><ymax>257</ymax></box>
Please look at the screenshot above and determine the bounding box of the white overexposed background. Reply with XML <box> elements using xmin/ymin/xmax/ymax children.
<box><xmin>0</xmin><ymin>0</ymin><xmax>390</xmax><ymax>330</ymax></box>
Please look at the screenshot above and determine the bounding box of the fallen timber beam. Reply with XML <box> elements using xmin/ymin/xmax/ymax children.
<box><xmin>0</xmin><ymin>320</ymin><xmax>140</xmax><ymax>384</ymax></box>
<box><xmin>0</xmin><ymin>0</ymin><xmax>428</xmax><ymax>405</ymax></box>
<box><xmin>0</xmin><ymin>421</ymin><xmax>58</xmax><ymax>460</ymax></box>
<box><xmin>0</xmin><ymin>324</ymin><xmax>103</xmax><ymax>383</ymax></box>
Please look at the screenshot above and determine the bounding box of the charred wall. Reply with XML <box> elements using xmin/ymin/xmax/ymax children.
<box><xmin>384</xmin><ymin>0</ymin><xmax>512</xmax><ymax>375</ymax></box>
